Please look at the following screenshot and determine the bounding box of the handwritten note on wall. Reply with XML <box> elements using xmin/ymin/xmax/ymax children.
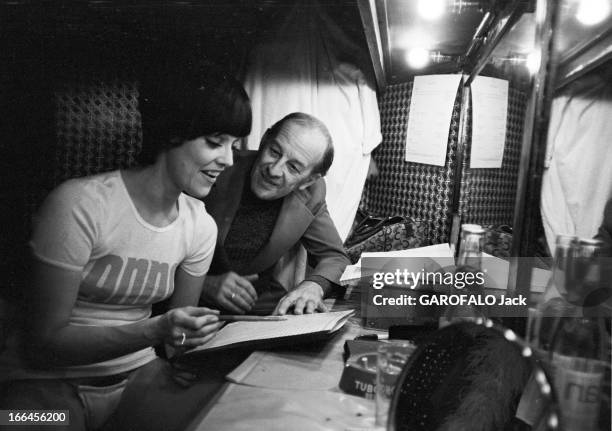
<box><xmin>470</xmin><ymin>76</ymin><xmax>509</xmax><ymax>168</ymax></box>
<box><xmin>405</xmin><ymin>74</ymin><xmax>462</xmax><ymax>166</ymax></box>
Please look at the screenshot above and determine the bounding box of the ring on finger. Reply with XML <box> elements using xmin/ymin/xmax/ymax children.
<box><xmin>180</xmin><ymin>332</ymin><xmax>186</xmax><ymax>346</ymax></box>
<box><xmin>231</xmin><ymin>292</ymin><xmax>236</xmax><ymax>300</ymax></box>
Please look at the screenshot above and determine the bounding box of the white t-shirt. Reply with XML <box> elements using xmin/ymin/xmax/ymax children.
<box><xmin>3</xmin><ymin>170</ymin><xmax>216</xmax><ymax>379</ymax></box>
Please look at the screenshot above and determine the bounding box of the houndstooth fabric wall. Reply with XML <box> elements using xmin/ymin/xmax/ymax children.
<box><xmin>53</xmin><ymin>79</ymin><xmax>142</xmax><ymax>186</ymax></box>
<box><xmin>458</xmin><ymin>87</ymin><xmax>527</xmax><ymax>226</ymax></box>
<box><xmin>20</xmin><ymin>78</ymin><xmax>142</xmax><ymax>264</ymax></box>
<box><xmin>4</xmin><ymin>77</ymin><xmax>143</xmax><ymax>297</ymax></box>
<box><xmin>361</xmin><ymin>79</ymin><xmax>526</xmax><ymax>244</ymax></box>
<box><xmin>362</xmin><ymin>80</ymin><xmax>461</xmax><ymax>244</ymax></box>
<box><xmin>49</xmin><ymin>76</ymin><xmax>525</xmax><ymax>247</ymax></box>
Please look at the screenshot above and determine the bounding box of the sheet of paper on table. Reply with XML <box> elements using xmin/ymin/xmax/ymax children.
<box><xmin>480</xmin><ymin>252</ymin><xmax>550</xmax><ymax>293</ymax></box>
<box><xmin>340</xmin><ymin>243</ymin><xmax>455</xmax><ymax>285</ymax></box>
<box><xmin>340</xmin><ymin>245</ymin><xmax>550</xmax><ymax>293</ymax></box>
<box><xmin>226</xmin><ymin>320</ymin><xmax>365</xmax><ymax>390</ymax></box>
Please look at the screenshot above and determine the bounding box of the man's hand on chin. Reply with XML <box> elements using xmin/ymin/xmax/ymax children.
<box><xmin>273</xmin><ymin>281</ymin><xmax>328</xmax><ymax>315</ymax></box>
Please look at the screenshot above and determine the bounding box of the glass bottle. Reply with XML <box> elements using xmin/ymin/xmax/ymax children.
<box><xmin>542</xmin><ymin>235</ymin><xmax>576</xmax><ymax>302</ymax></box>
<box><xmin>456</xmin><ymin>223</ymin><xmax>485</xmax><ymax>272</ymax></box>
<box><xmin>533</xmin><ymin>236</ymin><xmax>610</xmax><ymax>431</ymax></box>
<box><xmin>439</xmin><ymin>224</ymin><xmax>487</xmax><ymax>327</ymax></box>
<box><xmin>533</xmin><ymin>234</ymin><xmax>578</xmax><ymax>351</ymax></box>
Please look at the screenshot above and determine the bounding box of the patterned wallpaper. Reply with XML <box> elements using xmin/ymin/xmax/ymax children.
<box><xmin>361</xmin><ymin>78</ymin><xmax>527</xmax><ymax>245</ymax></box>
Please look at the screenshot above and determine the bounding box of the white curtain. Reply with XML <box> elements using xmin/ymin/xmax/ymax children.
<box><xmin>243</xmin><ymin>1</ymin><xmax>382</xmax><ymax>241</ymax></box>
<box><xmin>541</xmin><ymin>75</ymin><xmax>612</xmax><ymax>253</ymax></box>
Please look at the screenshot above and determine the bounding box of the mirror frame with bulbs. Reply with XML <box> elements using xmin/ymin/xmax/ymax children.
<box><xmin>357</xmin><ymin>0</ymin><xmax>612</xmax><ymax>310</ymax></box>
<box><xmin>514</xmin><ymin>0</ymin><xmax>612</xmax><ymax>298</ymax></box>
<box><xmin>357</xmin><ymin>0</ymin><xmax>553</xmax><ymax>307</ymax></box>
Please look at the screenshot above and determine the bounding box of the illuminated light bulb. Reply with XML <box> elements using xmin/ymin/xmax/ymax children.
<box><xmin>548</xmin><ymin>413</ymin><xmax>559</xmax><ymax>428</ymax></box>
<box><xmin>406</xmin><ymin>48</ymin><xmax>430</xmax><ymax>69</ymax></box>
<box><xmin>576</xmin><ymin>0</ymin><xmax>611</xmax><ymax>25</ymax></box>
<box><xmin>526</xmin><ymin>50</ymin><xmax>541</xmax><ymax>74</ymax></box>
<box><xmin>535</xmin><ymin>0</ymin><xmax>547</xmax><ymax>24</ymax></box>
<box><xmin>417</xmin><ymin>0</ymin><xmax>446</xmax><ymax>20</ymax></box>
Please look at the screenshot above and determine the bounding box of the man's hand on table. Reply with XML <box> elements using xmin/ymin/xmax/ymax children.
<box><xmin>201</xmin><ymin>272</ymin><xmax>258</xmax><ymax>314</ymax></box>
<box><xmin>273</xmin><ymin>281</ymin><xmax>328</xmax><ymax>315</ymax></box>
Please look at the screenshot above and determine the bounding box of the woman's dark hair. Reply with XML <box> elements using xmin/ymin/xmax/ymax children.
<box><xmin>138</xmin><ymin>60</ymin><xmax>252</xmax><ymax>166</ymax></box>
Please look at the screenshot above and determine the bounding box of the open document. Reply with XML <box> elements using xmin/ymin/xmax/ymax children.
<box><xmin>181</xmin><ymin>310</ymin><xmax>355</xmax><ymax>355</ymax></box>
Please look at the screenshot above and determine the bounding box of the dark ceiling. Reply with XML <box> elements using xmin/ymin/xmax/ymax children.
<box><xmin>384</xmin><ymin>0</ymin><xmax>487</xmax><ymax>81</ymax></box>
<box><xmin>2</xmin><ymin>0</ymin><xmax>610</xmax><ymax>89</ymax></box>
<box><xmin>375</xmin><ymin>0</ymin><xmax>612</xmax><ymax>86</ymax></box>
<box><xmin>1</xmin><ymin>0</ymin><xmax>369</xmax><ymax>82</ymax></box>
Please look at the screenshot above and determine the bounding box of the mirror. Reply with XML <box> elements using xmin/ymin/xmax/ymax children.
<box><xmin>528</xmin><ymin>0</ymin><xmax>612</xmax><ymax>257</ymax></box>
<box><xmin>357</xmin><ymin>1</ymin><xmax>541</xmax><ymax>264</ymax></box>
<box><xmin>509</xmin><ymin>0</ymin><xmax>612</xmax><ymax>299</ymax></box>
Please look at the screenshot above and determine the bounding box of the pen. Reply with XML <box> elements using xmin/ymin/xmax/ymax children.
<box><xmin>218</xmin><ymin>315</ymin><xmax>288</xmax><ymax>322</ymax></box>
<box><xmin>354</xmin><ymin>333</ymin><xmax>389</xmax><ymax>341</ymax></box>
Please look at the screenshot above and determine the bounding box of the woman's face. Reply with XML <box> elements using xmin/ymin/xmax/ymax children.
<box><xmin>166</xmin><ymin>133</ymin><xmax>239</xmax><ymax>198</ymax></box>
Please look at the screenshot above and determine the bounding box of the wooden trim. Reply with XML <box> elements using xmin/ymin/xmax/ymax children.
<box><xmin>509</xmin><ymin>0</ymin><xmax>561</xmax><ymax>296</ymax></box>
<box><xmin>448</xmin><ymin>75</ymin><xmax>471</xmax><ymax>252</ymax></box>
<box><xmin>464</xmin><ymin>2</ymin><xmax>528</xmax><ymax>86</ymax></box>
<box><xmin>376</xmin><ymin>0</ymin><xmax>392</xmax><ymax>82</ymax></box>
<box><xmin>556</xmin><ymin>27</ymin><xmax>612</xmax><ymax>91</ymax></box>
<box><xmin>357</xmin><ymin>0</ymin><xmax>387</xmax><ymax>91</ymax></box>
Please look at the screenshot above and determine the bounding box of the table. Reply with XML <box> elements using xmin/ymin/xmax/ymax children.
<box><xmin>185</xmin><ymin>319</ymin><xmax>383</xmax><ymax>431</ymax></box>
<box><xmin>109</xmin><ymin>271</ymin><xmax>539</xmax><ymax>431</ymax></box>
<box><xmin>106</xmin><ymin>295</ymin><xmax>386</xmax><ymax>431</ymax></box>
<box><xmin>181</xmin><ymin>291</ymin><xmax>389</xmax><ymax>431</ymax></box>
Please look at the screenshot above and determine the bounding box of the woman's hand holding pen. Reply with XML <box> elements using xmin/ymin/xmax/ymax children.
<box><xmin>202</xmin><ymin>271</ymin><xmax>258</xmax><ymax>314</ymax></box>
<box><xmin>147</xmin><ymin>306</ymin><xmax>222</xmax><ymax>348</ymax></box>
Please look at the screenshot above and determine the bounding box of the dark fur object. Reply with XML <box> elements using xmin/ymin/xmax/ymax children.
<box><xmin>391</xmin><ymin>323</ymin><xmax>531</xmax><ymax>431</ymax></box>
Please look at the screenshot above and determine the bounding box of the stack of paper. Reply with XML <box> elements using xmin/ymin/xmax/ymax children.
<box><xmin>340</xmin><ymin>245</ymin><xmax>550</xmax><ymax>293</ymax></box>
<box><xmin>340</xmin><ymin>244</ymin><xmax>455</xmax><ymax>285</ymax></box>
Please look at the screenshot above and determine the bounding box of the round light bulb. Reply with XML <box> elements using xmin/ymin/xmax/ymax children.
<box><xmin>576</xmin><ymin>0</ymin><xmax>611</xmax><ymax>25</ymax></box>
<box><xmin>417</xmin><ymin>0</ymin><xmax>446</xmax><ymax>21</ymax></box>
<box><xmin>406</xmin><ymin>48</ymin><xmax>430</xmax><ymax>69</ymax></box>
<box><xmin>526</xmin><ymin>50</ymin><xmax>541</xmax><ymax>75</ymax></box>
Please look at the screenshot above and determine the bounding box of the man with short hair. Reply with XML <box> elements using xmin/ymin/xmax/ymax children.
<box><xmin>200</xmin><ymin>112</ymin><xmax>349</xmax><ymax>315</ymax></box>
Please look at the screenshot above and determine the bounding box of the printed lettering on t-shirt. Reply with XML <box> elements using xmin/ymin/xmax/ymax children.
<box><xmin>80</xmin><ymin>254</ymin><xmax>178</xmax><ymax>304</ymax></box>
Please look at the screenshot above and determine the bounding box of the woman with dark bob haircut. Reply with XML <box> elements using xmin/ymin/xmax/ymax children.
<box><xmin>0</xmin><ymin>62</ymin><xmax>251</xmax><ymax>431</ymax></box>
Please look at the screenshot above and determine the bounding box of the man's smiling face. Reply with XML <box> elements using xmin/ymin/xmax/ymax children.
<box><xmin>250</xmin><ymin>121</ymin><xmax>325</xmax><ymax>200</ymax></box>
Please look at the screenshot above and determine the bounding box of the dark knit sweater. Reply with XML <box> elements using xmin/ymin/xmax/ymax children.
<box><xmin>224</xmin><ymin>181</ymin><xmax>282</xmax><ymax>274</ymax></box>
<box><xmin>221</xmin><ymin>181</ymin><xmax>332</xmax><ymax>293</ymax></box>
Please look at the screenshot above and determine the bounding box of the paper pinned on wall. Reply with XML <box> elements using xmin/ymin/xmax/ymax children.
<box><xmin>405</xmin><ymin>74</ymin><xmax>462</xmax><ymax>166</ymax></box>
<box><xmin>470</xmin><ymin>76</ymin><xmax>509</xmax><ymax>168</ymax></box>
